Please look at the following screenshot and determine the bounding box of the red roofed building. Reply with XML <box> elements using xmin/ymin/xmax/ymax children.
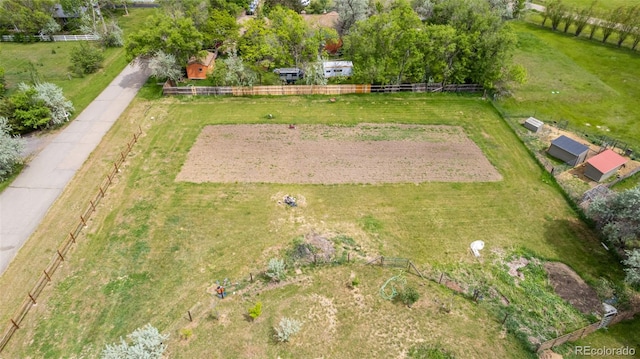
<box><xmin>584</xmin><ymin>149</ymin><xmax>628</xmax><ymax>182</ymax></box>
<box><xmin>186</xmin><ymin>51</ymin><xmax>216</xmax><ymax>80</ymax></box>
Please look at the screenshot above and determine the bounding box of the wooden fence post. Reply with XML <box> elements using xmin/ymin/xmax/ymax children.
<box><xmin>10</xmin><ymin>319</ymin><xmax>19</xmax><ymax>330</ymax></box>
<box><xmin>380</xmin><ymin>256</ymin><xmax>384</xmax><ymax>267</ymax></box>
<box><xmin>28</xmin><ymin>293</ymin><xmax>37</xmax><ymax>305</ymax></box>
<box><xmin>43</xmin><ymin>270</ymin><xmax>51</xmax><ymax>281</ymax></box>
<box><xmin>188</xmin><ymin>311</ymin><xmax>192</xmax><ymax>322</ymax></box>
<box><xmin>250</xmin><ymin>273</ymin><xmax>253</xmax><ymax>282</ymax></box>
<box><xmin>439</xmin><ymin>273</ymin><xmax>444</xmax><ymax>284</ymax></box>
<box><xmin>70</xmin><ymin>232</ymin><xmax>76</xmax><ymax>244</ymax></box>
<box><xmin>57</xmin><ymin>250</ymin><xmax>64</xmax><ymax>261</ymax></box>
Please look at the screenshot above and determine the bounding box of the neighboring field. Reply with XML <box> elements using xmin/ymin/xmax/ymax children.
<box><xmin>177</xmin><ymin>124</ymin><xmax>502</xmax><ymax>183</ymax></box>
<box><xmin>501</xmin><ymin>22</ymin><xmax>640</xmax><ymax>150</ymax></box>
<box><xmin>531</xmin><ymin>0</ymin><xmax>638</xmax><ymax>12</ymax></box>
<box><xmin>0</xmin><ymin>94</ymin><xmax>621</xmax><ymax>358</ymax></box>
<box><xmin>0</xmin><ymin>7</ymin><xmax>157</xmax><ymax>119</ymax></box>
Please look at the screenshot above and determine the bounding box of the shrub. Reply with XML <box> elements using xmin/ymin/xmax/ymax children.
<box><xmin>32</xmin><ymin>83</ymin><xmax>74</xmax><ymax>125</ymax></box>
<box><xmin>248</xmin><ymin>301</ymin><xmax>262</xmax><ymax>321</ymax></box>
<box><xmin>0</xmin><ymin>117</ymin><xmax>25</xmax><ymax>181</ymax></box>
<box><xmin>179</xmin><ymin>328</ymin><xmax>193</xmax><ymax>340</ymax></box>
<box><xmin>70</xmin><ymin>43</ymin><xmax>104</xmax><ymax>75</ymax></box>
<box><xmin>397</xmin><ymin>286</ymin><xmax>420</xmax><ymax>307</ymax></box>
<box><xmin>101</xmin><ymin>20</ymin><xmax>124</xmax><ymax>48</ymax></box>
<box><xmin>101</xmin><ymin>323</ymin><xmax>168</xmax><ymax>359</ymax></box>
<box><xmin>266</xmin><ymin>258</ymin><xmax>286</xmax><ymax>282</ymax></box>
<box><xmin>274</xmin><ymin>317</ymin><xmax>302</xmax><ymax>343</ymax></box>
<box><xmin>408</xmin><ymin>344</ymin><xmax>455</xmax><ymax>359</ymax></box>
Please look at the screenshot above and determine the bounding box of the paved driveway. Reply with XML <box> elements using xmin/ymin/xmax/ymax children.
<box><xmin>0</xmin><ymin>61</ymin><xmax>150</xmax><ymax>275</ymax></box>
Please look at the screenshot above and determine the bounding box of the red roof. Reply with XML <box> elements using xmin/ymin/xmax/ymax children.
<box><xmin>587</xmin><ymin>149</ymin><xmax>627</xmax><ymax>173</ymax></box>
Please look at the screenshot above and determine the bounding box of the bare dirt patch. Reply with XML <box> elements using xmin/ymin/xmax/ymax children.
<box><xmin>176</xmin><ymin>124</ymin><xmax>502</xmax><ymax>184</ymax></box>
<box><xmin>543</xmin><ymin>262</ymin><xmax>602</xmax><ymax>316</ymax></box>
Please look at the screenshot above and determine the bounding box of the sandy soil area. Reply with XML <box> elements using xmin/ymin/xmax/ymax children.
<box><xmin>176</xmin><ymin>124</ymin><xmax>502</xmax><ymax>184</ymax></box>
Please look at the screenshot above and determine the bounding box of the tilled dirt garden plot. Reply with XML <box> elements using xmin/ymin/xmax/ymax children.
<box><xmin>176</xmin><ymin>124</ymin><xmax>502</xmax><ymax>184</ymax></box>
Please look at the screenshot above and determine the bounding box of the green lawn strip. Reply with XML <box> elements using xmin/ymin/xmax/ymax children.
<box><xmin>0</xmin><ymin>94</ymin><xmax>621</xmax><ymax>357</ymax></box>
<box><xmin>554</xmin><ymin>317</ymin><xmax>640</xmax><ymax>358</ymax></box>
<box><xmin>501</xmin><ymin>21</ymin><xmax>640</xmax><ymax>151</ymax></box>
<box><xmin>0</xmin><ymin>7</ymin><xmax>156</xmax><ymax>119</ymax></box>
<box><xmin>530</xmin><ymin>0</ymin><xmax>639</xmax><ymax>13</ymax></box>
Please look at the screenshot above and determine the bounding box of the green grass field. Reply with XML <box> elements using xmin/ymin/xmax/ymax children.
<box><xmin>0</xmin><ymin>93</ymin><xmax>622</xmax><ymax>358</ymax></box>
<box><xmin>0</xmin><ymin>7</ymin><xmax>157</xmax><ymax>120</ymax></box>
<box><xmin>531</xmin><ymin>0</ymin><xmax>638</xmax><ymax>12</ymax></box>
<box><xmin>500</xmin><ymin>21</ymin><xmax>640</xmax><ymax>151</ymax></box>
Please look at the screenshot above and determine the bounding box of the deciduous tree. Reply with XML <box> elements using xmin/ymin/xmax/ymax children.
<box><xmin>149</xmin><ymin>51</ymin><xmax>182</xmax><ymax>83</ymax></box>
<box><xmin>335</xmin><ymin>0</ymin><xmax>368</xmax><ymax>35</ymax></box>
<box><xmin>125</xmin><ymin>14</ymin><xmax>204</xmax><ymax>63</ymax></box>
<box><xmin>0</xmin><ymin>0</ymin><xmax>56</xmax><ymax>34</ymax></box>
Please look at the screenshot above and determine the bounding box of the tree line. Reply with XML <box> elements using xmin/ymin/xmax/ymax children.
<box><xmin>541</xmin><ymin>0</ymin><xmax>640</xmax><ymax>50</ymax></box>
<box><xmin>130</xmin><ymin>0</ymin><xmax>525</xmax><ymax>91</ymax></box>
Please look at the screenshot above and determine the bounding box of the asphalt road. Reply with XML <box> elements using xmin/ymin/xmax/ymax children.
<box><xmin>0</xmin><ymin>61</ymin><xmax>150</xmax><ymax>276</ymax></box>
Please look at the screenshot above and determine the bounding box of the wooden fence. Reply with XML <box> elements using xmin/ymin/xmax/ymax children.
<box><xmin>536</xmin><ymin>310</ymin><xmax>638</xmax><ymax>353</ymax></box>
<box><xmin>0</xmin><ymin>127</ymin><xmax>143</xmax><ymax>354</ymax></box>
<box><xmin>162</xmin><ymin>83</ymin><xmax>482</xmax><ymax>96</ymax></box>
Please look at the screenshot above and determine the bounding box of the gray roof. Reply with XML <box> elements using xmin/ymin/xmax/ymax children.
<box><xmin>551</xmin><ymin>135</ymin><xmax>589</xmax><ymax>156</ymax></box>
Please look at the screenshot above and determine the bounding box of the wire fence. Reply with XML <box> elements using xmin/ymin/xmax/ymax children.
<box><xmin>0</xmin><ymin>126</ymin><xmax>143</xmax><ymax>354</ymax></box>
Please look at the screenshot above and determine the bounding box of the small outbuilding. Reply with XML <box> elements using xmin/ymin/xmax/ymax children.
<box><xmin>584</xmin><ymin>149</ymin><xmax>628</xmax><ymax>182</ymax></box>
<box><xmin>322</xmin><ymin>61</ymin><xmax>353</xmax><ymax>78</ymax></box>
<box><xmin>274</xmin><ymin>68</ymin><xmax>304</xmax><ymax>83</ymax></box>
<box><xmin>548</xmin><ymin>135</ymin><xmax>589</xmax><ymax>166</ymax></box>
<box><xmin>523</xmin><ymin>117</ymin><xmax>544</xmax><ymax>133</ymax></box>
<box><xmin>186</xmin><ymin>51</ymin><xmax>216</xmax><ymax>80</ymax></box>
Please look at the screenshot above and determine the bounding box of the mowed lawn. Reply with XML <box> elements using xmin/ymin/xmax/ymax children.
<box><xmin>0</xmin><ymin>7</ymin><xmax>157</xmax><ymax>119</ymax></box>
<box><xmin>501</xmin><ymin>21</ymin><xmax>640</xmax><ymax>150</ymax></box>
<box><xmin>0</xmin><ymin>94</ymin><xmax>621</xmax><ymax>358</ymax></box>
<box><xmin>531</xmin><ymin>0</ymin><xmax>638</xmax><ymax>12</ymax></box>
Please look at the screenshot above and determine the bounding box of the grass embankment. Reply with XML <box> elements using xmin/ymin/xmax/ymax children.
<box><xmin>0</xmin><ymin>94</ymin><xmax>621</xmax><ymax>358</ymax></box>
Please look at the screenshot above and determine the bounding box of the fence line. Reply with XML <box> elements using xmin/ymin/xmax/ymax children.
<box><xmin>162</xmin><ymin>83</ymin><xmax>483</xmax><ymax>96</ymax></box>
<box><xmin>536</xmin><ymin>310</ymin><xmax>638</xmax><ymax>353</ymax></box>
<box><xmin>0</xmin><ymin>127</ymin><xmax>143</xmax><ymax>354</ymax></box>
<box><xmin>0</xmin><ymin>34</ymin><xmax>99</xmax><ymax>42</ymax></box>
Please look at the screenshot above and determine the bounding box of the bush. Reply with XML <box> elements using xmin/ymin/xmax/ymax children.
<box><xmin>2</xmin><ymin>86</ymin><xmax>51</xmax><ymax>132</ymax></box>
<box><xmin>0</xmin><ymin>117</ymin><xmax>25</xmax><ymax>181</ymax></box>
<box><xmin>70</xmin><ymin>43</ymin><xmax>104</xmax><ymax>75</ymax></box>
<box><xmin>101</xmin><ymin>324</ymin><xmax>168</xmax><ymax>359</ymax></box>
<box><xmin>274</xmin><ymin>317</ymin><xmax>302</xmax><ymax>343</ymax></box>
<box><xmin>397</xmin><ymin>286</ymin><xmax>420</xmax><ymax>307</ymax></box>
<box><xmin>179</xmin><ymin>328</ymin><xmax>193</xmax><ymax>340</ymax></box>
<box><xmin>32</xmin><ymin>83</ymin><xmax>74</xmax><ymax>125</ymax></box>
<box><xmin>266</xmin><ymin>258</ymin><xmax>286</xmax><ymax>282</ymax></box>
<box><xmin>248</xmin><ymin>301</ymin><xmax>262</xmax><ymax>321</ymax></box>
<box><xmin>101</xmin><ymin>20</ymin><xmax>124</xmax><ymax>48</ymax></box>
<box><xmin>408</xmin><ymin>344</ymin><xmax>455</xmax><ymax>359</ymax></box>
